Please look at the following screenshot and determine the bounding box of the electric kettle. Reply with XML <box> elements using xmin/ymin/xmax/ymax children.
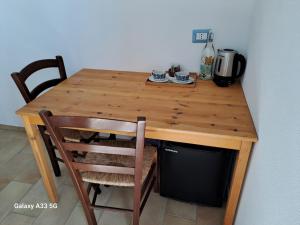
<box><xmin>213</xmin><ymin>49</ymin><xmax>246</xmax><ymax>87</ymax></box>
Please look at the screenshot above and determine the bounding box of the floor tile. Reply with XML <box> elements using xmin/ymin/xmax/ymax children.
<box><xmin>92</xmin><ymin>185</ymin><xmax>113</xmax><ymax>209</ymax></box>
<box><xmin>140</xmin><ymin>192</ymin><xmax>167</xmax><ymax>225</ymax></box>
<box><xmin>0</xmin><ymin>148</ymin><xmax>37</xmax><ymax>183</ymax></box>
<box><xmin>13</xmin><ymin>150</ymin><xmax>40</xmax><ymax>184</ymax></box>
<box><xmin>32</xmin><ymin>184</ymin><xmax>78</xmax><ymax>225</ymax></box>
<box><xmin>164</xmin><ymin>214</ymin><xmax>196</xmax><ymax>225</ymax></box>
<box><xmin>13</xmin><ymin>179</ymin><xmax>49</xmax><ymax>217</ymax></box>
<box><xmin>0</xmin><ymin>132</ymin><xmax>27</xmax><ymax>163</ymax></box>
<box><xmin>64</xmin><ymin>205</ymin><xmax>101</xmax><ymax>225</ymax></box>
<box><xmin>0</xmin><ymin>129</ymin><xmax>27</xmax><ymax>190</ymax></box>
<box><xmin>99</xmin><ymin>211</ymin><xmax>132</xmax><ymax>225</ymax></box>
<box><xmin>197</xmin><ymin>205</ymin><xmax>225</xmax><ymax>225</ymax></box>
<box><xmin>166</xmin><ymin>199</ymin><xmax>197</xmax><ymax>221</ymax></box>
<box><xmin>66</xmin><ymin>184</ymin><xmax>113</xmax><ymax>225</ymax></box>
<box><xmin>19</xmin><ymin>142</ymin><xmax>34</xmax><ymax>156</ymax></box>
<box><xmin>0</xmin><ymin>130</ymin><xmax>20</xmax><ymax>146</ymax></box>
<box><xmin>0</xmin><ymin>213</ymin><xmax>35</xmax><ymax>225</ymax></box>
<box><xmin>51</xmin><ymin>163</ymin><xmax>79</xmax><ymax>189</ymax></box>
<box><xmin>54</xmin><ymin>164</ymin><xmax>74</xmax><ymax>187</ymax></box>
<box><xmin>106</xmin><ymin>187</ymin><xmax>133</xmax><ymax>209</ymax></box>
<box><xmin>0</xmin><ymin>181</ymin><xmax>31</xmax><ymax>221</ymax></box>
<box><xmin>0</xmin><ymin>129</ymin><xmax>26</xmax><ymax>142</ymax></box>
<box><xmin>62</xmin><ymin>172</ymin><xmax>74</xmax><ymax>186</ymax></box>
<box><xmin>0</xmin><ymin>176</ymin><xmax>10</xmax><ymax>191</ymax></box>
<box><xmin>98</xmin><ymin>187</ymin><xmax>132</xmax><ymax>225</ymax></box>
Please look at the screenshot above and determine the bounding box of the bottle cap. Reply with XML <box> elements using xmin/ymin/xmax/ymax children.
<box><xmin>208</xmin><ymin>32</ymin><xmax>214</xmax><ymax>42</ymax></box>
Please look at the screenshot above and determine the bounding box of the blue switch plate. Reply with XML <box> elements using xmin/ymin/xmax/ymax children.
<box><xmin>192</xmin><ymin>29</ymin><xmax>210</xmax><ymax>43</ymax></box>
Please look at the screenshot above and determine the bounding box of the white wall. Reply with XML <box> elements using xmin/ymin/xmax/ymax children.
<box><xmin>0</xmin><ymin>0</ymin><xmax>255</xmax><ymax>126</ymax></box>
<box><xmin>236</xmin><ymin>0</ymin><xmax>300</xmax><ymax>224</ymax></box>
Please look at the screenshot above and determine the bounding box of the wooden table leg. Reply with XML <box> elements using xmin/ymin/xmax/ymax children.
<box><xmin>223</xmin><ymin>141</ymin><xmax>253</xmax><ymax>225</ymax></box>
<box><xmin>22</xmin><ymin>116</ymin><xmax>58</xmax><ymax>203</ymax></box>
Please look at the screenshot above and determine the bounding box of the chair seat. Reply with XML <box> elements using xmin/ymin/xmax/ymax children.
<box><xmin>80</xmin><ymin>140</ymin><xmax>157</xmax><ymax>187</ymax></box>
<box><xmin>45</xmin><ymin>128</ymin><xmax>96</xmax><ymax>142</ymax></box>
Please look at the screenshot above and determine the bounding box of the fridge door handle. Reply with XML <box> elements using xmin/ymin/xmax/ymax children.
<box><xmin>164</xmin><ymin>148</ymin><xmax>178</xmax><ymax>153</ymax></box>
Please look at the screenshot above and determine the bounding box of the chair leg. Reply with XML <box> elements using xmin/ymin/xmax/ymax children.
<box><xmin>132</xmin><ymin>205</ymin><xmax>140</xmax><ymax>225</ymax></box>
<box><xmin>74</xmin><ymin>180</ymin><xmax>98</xmax><ymax>225</ymax></box>
<box><xmin>154</xmin><ymin>159</ymin><xmax>160</xmax><ymax>193</ymax></box>
<box><xmin>95</xmin><ymin>185</ymin><xmax>101</xmax><ymax>194</ymax></box>
<box><xmin>92</xmin><ymin>184</ymin><xmax>101</xmax><ymax>205</ymax></box>
<box><xmin>108</xmin><ymin>134</ymin><xmax>116</xmax><ymax>140</ymax></box>
<box><xmin>44</xmin><ymin>137</ymin><xmax>61</xmax><ymax>177</ymax></box>
<box><xmin>132</xmin><ymin>186</ymin><xmax>141</xmax><ymax>225</ymax></box>
<box><xmin>38</xmin><ymin>126</ymin><xmax>61</xmax><ymax>177</ymax></box>
<box><xmin>87</xmin><ymin>183</ymin><xmax>92</xmax><ymax>194</ymax></box>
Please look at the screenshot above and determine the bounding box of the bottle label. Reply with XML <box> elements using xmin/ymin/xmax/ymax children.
<box><xmin>200</xmin><ymin>65</ymin><xmax>212</xmax><ymax>79</ymax></box>
<box><xmin>200</xmin><ymin>56</ymin><xmax>214</xmax><ymax>80</ymax></box>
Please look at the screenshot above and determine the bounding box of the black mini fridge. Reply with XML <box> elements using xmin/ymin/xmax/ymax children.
<box><xmin>159</xmin><ymin>142</ymin><xmax>235</xmax><ymax>207</ymax></box>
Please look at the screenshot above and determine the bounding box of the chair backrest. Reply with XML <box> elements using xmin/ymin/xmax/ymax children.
<box><xmin>39</xmin><ymin>110</ymin><xmax>146</xmax><ymax>183</ymax></box>
<box><xmin>11</xmin><ymin>56</ymin><xmax>67</xmax><ymax>103</ymax></box>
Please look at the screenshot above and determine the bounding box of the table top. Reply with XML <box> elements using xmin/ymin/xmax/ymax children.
<box><xmin>17</xmin><ymin>69</ymin><xmax>257</xmax><ymax>146</ymax></box>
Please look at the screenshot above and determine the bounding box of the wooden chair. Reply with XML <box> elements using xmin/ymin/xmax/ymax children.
<box><xmin>11</xmin><ymin>56</ymin><xmax>98</xmax><ymax>177</ymax></box>
<box><xmin>39</xmin><ymin>110</ymin><xmax>157</xmax><ymax>225</ymax></box>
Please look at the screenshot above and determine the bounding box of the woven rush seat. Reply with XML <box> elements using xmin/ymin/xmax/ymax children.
<box><xmin>45</xmin><ymin>129</ymin><xmax>96</xmax><ymax>142</ymax></box>
<box><xmin>80</xmin><ymin>140</ymin><xmax>157</xmax><ymax>186</ymax></box>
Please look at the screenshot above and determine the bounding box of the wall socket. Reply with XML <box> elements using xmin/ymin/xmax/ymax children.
<box><xmin>192</xmin><ymin>29</ymin><xmax>210</xmax><ymax>43</ymax></box>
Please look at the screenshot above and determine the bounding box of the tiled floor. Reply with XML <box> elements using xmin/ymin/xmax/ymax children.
<box><xmin>0</xmin><ymin>126</ymin><xmax>225</xmax><ymax>225</ymax></box>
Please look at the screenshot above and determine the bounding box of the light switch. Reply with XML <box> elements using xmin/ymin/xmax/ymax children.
<box><xmin>192</xmin><ymin>29</ymin><xmax>210</xmax><ymax>43</ymax></box>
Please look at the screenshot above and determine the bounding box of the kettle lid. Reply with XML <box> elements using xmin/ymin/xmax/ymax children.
<box><xmin>218</xmin><ymin>49</ymin><xmax>237</xmax><ymax>54</ymax></box>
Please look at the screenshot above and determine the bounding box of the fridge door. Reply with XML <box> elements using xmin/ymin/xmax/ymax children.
<box><xmin>160</xmin><ymin>142</ymin><xmax>233</xmax><ymax>206</ymax></box>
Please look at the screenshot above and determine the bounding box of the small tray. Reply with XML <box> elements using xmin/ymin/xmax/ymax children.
<box><xmin>146</xmin><ymin>73</ymin><xmax>198</xmax><ymax>88</ymax></box>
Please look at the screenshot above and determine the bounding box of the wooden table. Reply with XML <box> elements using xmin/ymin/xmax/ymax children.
<box><xmin>17</xmin><ymin>69</ymin><xmax>257</xmax><ymax>225</ymax></box>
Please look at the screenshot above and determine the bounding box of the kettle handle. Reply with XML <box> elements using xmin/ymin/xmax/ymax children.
<box><xmin>232</xmin><ymin>54</ymin><xmax>246</xmax><ymax>79</ymax></box>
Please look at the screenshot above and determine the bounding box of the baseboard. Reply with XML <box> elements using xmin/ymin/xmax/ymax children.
<box><xmin>0</xmin><ymin>124</ymin><xmax>25</xmax><ymax>132</ymax></box>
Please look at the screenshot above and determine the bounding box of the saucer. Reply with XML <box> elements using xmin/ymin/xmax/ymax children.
<box><xmin>170</xmin><ymin>76</ymin><xmax>194</xmax><ymax>84</ymax></box>
<box><xmin>149</xmin><ymin>74</ymin><xmax>169</xmax><ymax>83</ymax></box>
